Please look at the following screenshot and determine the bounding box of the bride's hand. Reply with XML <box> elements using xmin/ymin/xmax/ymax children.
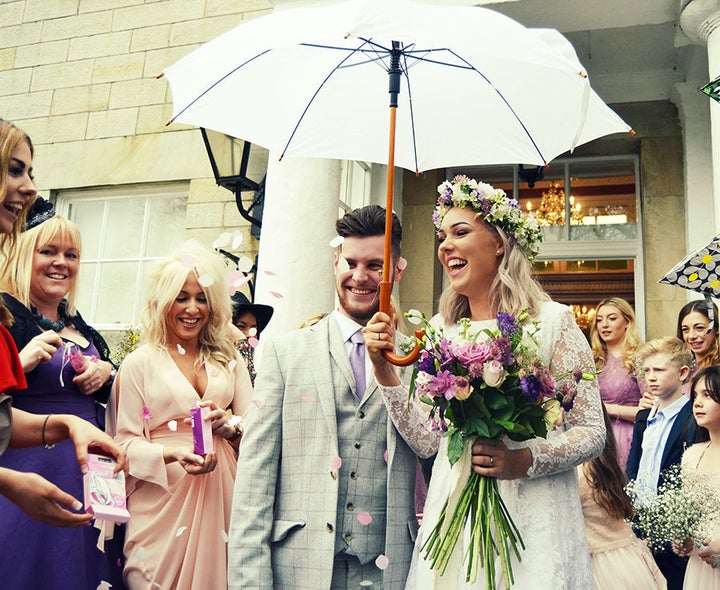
<box><xmin>471</xmin><ymin>437</ymin><xmax>532</xmax><ymax>480</ymax></box>
<box><xmin>363</xmin><ymin>312</ymin><xmax>401</xmax><ymax>387</ymax></box>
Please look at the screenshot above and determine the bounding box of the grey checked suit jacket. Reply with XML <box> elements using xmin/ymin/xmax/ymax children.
<box><xmin>227</xmin><ymin>315</ymin><xmax>418</xmax><ymax>590</ymax></box>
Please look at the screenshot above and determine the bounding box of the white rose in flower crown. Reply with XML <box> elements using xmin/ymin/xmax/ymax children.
<box><xmin>482</xmin><ymin>360</ymin><xmax>506</xmax><ymax>388</ymax></box>
<box><xmin>542</xmin><ymin>398</ymin><xmax>563</xmax><ymax>429</ymax></box>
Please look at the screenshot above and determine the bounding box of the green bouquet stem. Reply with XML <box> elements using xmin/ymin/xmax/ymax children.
<box><xmin>421</xmin><ymin>472</ymin><xmax>525</xmax><ymax>589</ymax></box>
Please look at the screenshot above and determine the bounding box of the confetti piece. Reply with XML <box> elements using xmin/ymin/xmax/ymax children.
<box><xmin>143</xmin><ymin>407</ymin><xmax>153</xmax><ymax>421</ymax></box>
<box><xmin>263</xmin><ymin>270</ymin><xmax>277</xmax><ymax>276</ymax></box>
<box><xmin>176</xmin><ymin>526</ymin><xmax>187</xmax><ymax>537</ymax></box>
<box><xmin>330</xmin><ymin>456</ymin><xmax>342</xmax><ymax>470</ymax></box>
<box><xmin>251</xmin><ymin>399</ymin><xmax>263</xmax><ymax>409</ymax></box>
<box><xmin>269</xmin><ymin>291</ymin><xmax>283</xmax><ymax>299</ymax></box>
<box><xmin>300</xmin><ymin>396</ymin><xmax>314</xmax><ymax>402</ymax></box>
<box><xmin>221</xmin><ymin>530</ymin><xmax>229</xmax><ymax>543</ymax></box>
<box><xmin>248</xmin><ymin>336</ymin><xmax>260</xmax><ymax>348</ymax></box>
<box><xmin>375</xmin><ymin>554</ymin><xmax>389</xmax><ymax>570</ymax></box>
<box><xmin>198</xmin><ymin>273</ymin><xmax>214</xmax><ymax>287</ymax></box>
<box><xmin>212</xmin><ymin>232</ymin><xmax>231</xmax><ymax>250</ymax></box>
<box><xmin>232</xmin><ymin>230</ymin><xmax>243</xmax><ymax>249</ymax></box>
<box><xmin>248</xmin><ymin>327</ymin><xmax>258</xmax><ymax>337</ymax></box>
<box><xmin>360</xmin><ymin>580</ymin><xmax>373</xmax><ymax>586</ymax></box>
<box><xmin>384</xmin><ymin>450</ymin><xmax>389</xmax><ymax>463</ymax></box>
<box><xmin>228</xmin><ymin>359</ymin><xmax>238</xmax><ymax>372</ymax></box>
<box><xmin>337</xmin><ymin>257</ymin><xmax>350</xmax><ymax>272</ymax></box>
<box><xmin>237</xmin><ymin>256</ymin><xmax>254</xmax><ymax>272</ymax></box>
<box><xmin>167</xmin><ymin>420</ymin><xmax>178</xmax><ymax>432</ymax></box>
<box><xmin>179</xmin><ymin>253</ymin><xmax>196</xmax><ymax>268</ymax></box>
<box><xmin>397</xmin><ymin>256</ymin><xmax>408</xmax><ymax>271</ymax></box>
<box><xmin>357</xmin><ymin>511</ymin><xmax>372</xmax><ymax>525</ymax></box>
<box><xmin>177</xmin><ymin>344</ymin><xmax>186</xmax><ymax>355</ymax></box>
<box><xmin>136</xmin><ymin>547</ymin><xmax>147</xmax><ymax>562</ymax></box>
<box><xmin>210</xmin><ymin>368</ymin><xmax>219</xmax><ymax>377</ymax></box>
<box><xmin>97</xmin><ymin>582</ymin><xmax>112</xmax><ymax>590</ymax></box>
<box><xmin>329</xmin><ymin>235</ymin><xmax>344</xmax><ymax>248</ymax></box>
<box><xmin>233</xmin><ymin>275</ymin><xmax>251</xmax><ymax>289</ymax></box>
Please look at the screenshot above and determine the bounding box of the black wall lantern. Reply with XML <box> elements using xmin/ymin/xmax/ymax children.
<box><xmin>201</xmin><ymin>127</ymin><xmax>264</xmax><ymax>229</ymax></box>
<box><xmin>517</xmin><ymin>164</ymin><xmax>545</xmax><ymax>188</ymax></box>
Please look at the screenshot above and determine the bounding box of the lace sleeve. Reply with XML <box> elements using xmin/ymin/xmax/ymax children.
<box><xmin>380</xmin><ymin>383</ymin><xmax>441</xmax><ymax>459</ymax></box>
<box><xmin>523</xmin><ymin>306</ymin><xmax>605</xmax><ymax>479</ymax></box>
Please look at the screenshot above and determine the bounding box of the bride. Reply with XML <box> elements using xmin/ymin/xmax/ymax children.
<box><xmin>365</xmin><ymin>176</ymin><xmax>605</xmax><ymax>589</ymax></box>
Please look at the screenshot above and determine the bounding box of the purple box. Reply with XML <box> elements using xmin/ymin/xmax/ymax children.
<box><xmin>190</xmin><ymin>406</ymin><xmax>213</xmax><ymax>456</ymax></box>
<box><xmin>83</xmin><ymin>453</ymin><xmax>130</xmax><ymax>523</ymax></box>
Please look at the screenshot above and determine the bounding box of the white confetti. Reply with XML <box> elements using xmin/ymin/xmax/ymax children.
<box><xmin>337</xmin><ymin>257</ymin><xmax>350</xmax><ymax>273</ymax></box>
<box><xmin>248</xmin><ymin>327</ymin><xmax>257</xmax><ymax>337</ymax></box>
<box><xmin>167</xmin><ymin>420</ymin><xmax>178</xmax><ymax>432</ymax></box>
<box><xmin>228</xmin><ymin>359</ymin><xmax>238</xmax><ymax>372</ymax></box>
<box><xmin>360</xmin><ymin>581</ymin><xmax>373</xmax><ymax>587</ymax></box>
<box><xmin>221</xmin><ymin>530</ymin><xmax>229</xmax><ymax>543</ymax></box>
<box><xmin>179</xmin><ymin>254</ymin><xmax>196</xmax><ymax>268</ymax></box>
<box><xmin>375</xmin><ymin>554</ymin><xmax>390</xmax><ymax>570</ymax></box>
<box><xmin>177</xmin><ymin>344</ymin><xmax>186</xmax><ymax>355</ymax></box>
<box><xmin>96</xmin><ymin>582</ymin><xmax>112</xmax><ymax>590</ymax></box>
<box><xmin>176</xmin><ymin>525</ymin><xmax>187</xmax><ymax>537</ymax></box>
<box><xmin>237</xmin><ymin>256</ymin><xmax>254</xmax><ymax>272</ymax></box>
<box><xmin>212</xmin><ymin>232</ymin><xmax>231</xmax><ymax>250</ymax></box>
<box><xmin>329</xmin><ymin>235</ymin><xmax>344</xmax><ymax>248</ymax></box>
<box><xmin>136</xmin><ymin>547</ymin><xmax>147</xmax><ymax>562</ymax></box>
<box><xmin>232</xmin><ymin>230</ymin><xmax>243</xmax><ymax>250</ymax></box>
<box><xmin>197</xmin><ymin>274</ymin><xmax>214</xmax><ymax>287</ymax></box>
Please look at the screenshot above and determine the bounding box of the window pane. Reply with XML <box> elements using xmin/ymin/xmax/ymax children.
<box><xmin>68</xmin><ymin>201</ymin><xmax>104</xmax><ymax>259</ymax></box>
<box><xmin>146</xmin><ymin>196</ymin><xmax>187</xmax><ymax>256</ymax></box>
<box><xmin>93</xmin><ymin>262</ymin><xmax>138</xmax><ymax>325</ymax></box>
<box><xmin>105</xmin><ymin>198</ymin><xmax>145</xmax><ymax>258</ymax></box>
<box><xmin>75</xmin><ymin>262</ymin><xmax>97</xmax><ymax>319</ymax></box>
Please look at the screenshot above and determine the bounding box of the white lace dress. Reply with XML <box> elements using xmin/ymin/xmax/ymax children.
<box><xmin>380</xmin><ymin>301</ymin><xmax>604</xmax><ymax>590</ymax></box>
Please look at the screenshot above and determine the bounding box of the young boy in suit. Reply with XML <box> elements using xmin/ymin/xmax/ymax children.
<box><xmin>627</xmin><ymin>336</ymin><xmax>698</xmax><ymax>590</ymax></box>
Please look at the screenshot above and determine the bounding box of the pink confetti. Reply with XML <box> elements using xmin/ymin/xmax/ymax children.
<box><xmin>357</xmin><ymin>511</ymin><xmax>372</xmax><ymax>526</ymax></box>
<box><xmin>375</xmin><ymin>554</ymin><xmax>389</xmax><ymax>570</ymax></box>
<box><xmin>210</xmin><ymin>368</ymin><xmax>219</xmax><ymax>377</ymax></box>
<box><xmin>233</xmin><ymin>275</ymin><xmax>251</xmax><ymax>289</ymax></box>
<box><xmin>263</xmin><ymin>270</ymin><xmax>277</xmax><ymax>276</ymax></box>
<box><xmin>248</xmin><ymin>336</ymin><xmax>260</xmax><ymax>348</ymax></box>
<box><xmin>143</xmin><ymin>406</ymin><xmax>153</xmax><ymax>421</ymax></box>
<box><xmin>330</xmin><ymin>456</ymin><xmax>342</xmax><ymax>470</ymax></box>
<box><xmin>269</xmin><ymin>291</ymin><xmax>284</xmax><ymax>299</ymax></box>
<box><xmin>251</xmin><ymin>399</ymin><xmax>263</xmax><ymax>409</ymax></box>
<box><xmin>383</xmin><ymin>450</ymin><xmax>389</xmax><ymax>463</ymax></box>
<box><xmin>300</xmin><ymin>396</ymin><xmax>314</xmax><ymax>403</ymax></box>
<box><xmin>397</xmin><ymin>256</ymin><xmax>408</xmax><ymax>271</ymax></box>
<box><xmin>167</xmin><ymin>420</ymin><xmax>178</xmax><ymax>431</ymax></box>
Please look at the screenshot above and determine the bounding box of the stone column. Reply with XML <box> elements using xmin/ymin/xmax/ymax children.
<box><xmin>680</xmin><ymin>0</ymin><xmax>720</xmax><ymax>233</ymax></box>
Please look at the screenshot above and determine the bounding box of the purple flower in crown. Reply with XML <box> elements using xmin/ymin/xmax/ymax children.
<box><xmin>496</xmin><ymin>312</ymin><xmax>519</xmax><ymax>339</ymax></box>
<box><xmin>520</xmin><ymin>374</ymin><xmax>543</xmax><ymax>403</ymax></box>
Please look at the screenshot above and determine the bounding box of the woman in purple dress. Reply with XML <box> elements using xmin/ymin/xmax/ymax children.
<box><xmin>0</xmin><ymin>206</ymin><xmax>120</xmax><ymax>588</ymax></box>
<box><xmin>590</xmin><ymin>297</ymin><xmax>643</xmax><ymax>470</ymax></box>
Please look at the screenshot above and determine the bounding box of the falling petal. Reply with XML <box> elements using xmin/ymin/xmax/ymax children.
<box><xmin>248</xmin><ymin>336</ymin><xmax>260</xmax><ymax>348</ymax></box>
<box><xmin>197</xmin><ymin>274</ymin><xmax>214</xmax><ymax>287</ymax></box>
<box><xmin>220</xmin><ymin>530</ymin><xmax>229</xmax><ymax>543</ymax></box>
<box><xmin>337</xmin><ymin>257</ymin><xmax>350</xmax><ymax>272</ymax></box>
<box><xmin>300</xmin><ymin>396</ymin><xmax>314</xmax><ymax>402</ymax></box>
<box><xmin>143</xmin><ymin>406</ymin><xmax>153</xmax><ymax>421</ymax></box>
<box><xmin>263</xmin><ymin>270</ymin><xmax>277</xmax><ymax>276</ymax></box>
<box><xmin>212</xmin><ymin>232</ymin><xmax>231</xmax><ymax>250</ymax></box>
<box><xmin>233</xmin><ymin>275</ymin><xmax>251</xmax><ymax>289</ymax></box>
<box><xmin>269</xmin><ymin>291</ymin><xmax>283</xmax><ymax>299</ymax></box>
<box><xmin>177</xmin><ymin>344</ymin><xmax>186</xmax><ymax>355</ymax></box>
<box><xmin>330</xmin><ymin>456</ymin><xmax>342</xmax><ymax>470</ymax></box>
<box><xmin>329</xmin><ymin>235</ymin><xmax>344</xmax><ymax>248</ymax></box>
<box><xmin>210</xmin><ymin>368</ymin><xmax>219</xmax><ymax>377</ymax></box>
<box><xmin>397</xmin><ymin>257</ymin><xmax>408</xmax><ymax>271</ymax></box>
<box><xmin>176</xmin><ymin>525</ymin><xmax>187</xmax><ymax>537</ymax></box>
<box><xmin>96</xmin><ymin>582</ymin><xmax>112</xmax><ymax>590</ymax></box>
<box><xmin>357</xmin><ymin>511</ymin><xmax>373</xmax><ymax>525</ymax></box>
<box><xmin>251</xmin><ymin>399</ymin><xmax>263</xmax><ymax>409</ymax></box>
<box><xmin>232</xmin><ymin>230</ymin><xmax>243</xmax><ymax>249</ymax></box>
<box><xmin>375</xmin><ymin>554</ymin><xmax>389</xmax><ymax>570</ymax></box>
<box><xmin>179</xmin><ymin>253</ymin><xmax>196</xmax><ymax>268</ymax></box>
<box><xmin>359</xmin><ymin>581</ymin><xmax>373</xmax><ymax>586</ymax></box>
<box><xmin>383</xmin><ymin>450</ymin><xmax>389</xmax><ymax>463</ymax></box>
<box><xmin>167</xmin><ymin>420</ymin><xmax>178</xmax><ymax>432</ymax></box>
<box><xmin>228</xmin><ymin>359</ymin><xmax>238</xmax><ymax>372</ymax></box>
<box><xmin>237</xmin><ymin>256</ymin><xmax>254</xmax><ymax>272</ymax></box>
<box><xmin>249</xmin><ymin>327</ymin><xmax>258</xmax><ymax>337</ymax></box>
<box><xmin>137</xmin><ymin>547</ymin><xmax>147</xmax><ymax>562</ymax></box>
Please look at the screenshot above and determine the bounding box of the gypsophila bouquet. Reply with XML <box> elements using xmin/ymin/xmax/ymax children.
<box><xmin>627</xmin><ymin>464</ymin><xmax>719</xmax><ymax>552</ymax></box>
<box><xmin>406</xmin><ymin>309</ymin><xmax>594</xmax><ymax>589</ymax></box>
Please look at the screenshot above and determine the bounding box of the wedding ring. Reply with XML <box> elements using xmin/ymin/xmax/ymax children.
<box><xmin>376</xmin><ymin>333</ymin><xmax>381</xmax><ymax>340</ymax></box>
<box><xmin>488</xmin><ymin>456</ymin><xmax>494</xmax><ymax>467</ymax></box>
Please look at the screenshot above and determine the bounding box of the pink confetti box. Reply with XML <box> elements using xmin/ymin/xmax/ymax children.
<box><xmin>83</xmin><ymin>453</ymin><xmax>130</xmax><ymax>523</ymax></box>
<box><xmin>190</xmin><ymin>406</ymin><xmax>213</xmax><ymax>456</ymax></box>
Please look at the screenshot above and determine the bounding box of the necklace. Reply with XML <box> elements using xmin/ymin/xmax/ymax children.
<box><xmin>31</xmin><ymin>306</ymin><xmax>66</xmax><ymax>332</ymax></box>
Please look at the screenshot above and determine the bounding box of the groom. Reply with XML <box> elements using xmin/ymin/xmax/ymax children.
<box><xmin>228</xmin><ymin>205</ymin><xmax>423</xmax><ymax>590</ymax></box>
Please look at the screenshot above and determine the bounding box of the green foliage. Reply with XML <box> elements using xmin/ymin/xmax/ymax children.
<box><xmin>110</xmin><ymin>326</ymin><xmax>142</xmax><ymax>367</ymax></box>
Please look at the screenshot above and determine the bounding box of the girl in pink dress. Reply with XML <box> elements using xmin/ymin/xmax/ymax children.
<box><xmin>590</xmin><ymin>297</ymin><xmax>643</xmax><ymax>470</ymax></box>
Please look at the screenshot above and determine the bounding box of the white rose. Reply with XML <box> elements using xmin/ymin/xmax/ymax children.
<box><xmin>482</xmin><ymin>360</ymin><xmax>506</xmax><ymax>388</ymax></box>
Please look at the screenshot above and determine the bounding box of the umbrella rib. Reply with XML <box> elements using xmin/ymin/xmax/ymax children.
<box><xmin>399</xmin><ymin>51</ymin><xmax>420</xmax><ymax>173</ymax></box>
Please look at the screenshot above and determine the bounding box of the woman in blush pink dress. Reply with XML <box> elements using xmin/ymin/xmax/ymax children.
<box><xmin>590</xmin><ymin>297</ymin><xmax>643</xmax><ymax>470</ymax></box>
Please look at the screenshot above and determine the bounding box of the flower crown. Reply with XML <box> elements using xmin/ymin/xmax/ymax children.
<box><xmin>433</xmin><ymin>175</ymin><xmax>543</xmax><ymax>261</ymax></box>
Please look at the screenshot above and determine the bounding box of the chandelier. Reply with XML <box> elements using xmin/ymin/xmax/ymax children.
<box><xmin>526</xmin><ymin>181</ymin><xmax>583</xmax><ymax>226</ymax></box>
<box><xmin>570</xmin><ymin>304</ymin><xmax>596</xmax><ymax>332</ymax></box>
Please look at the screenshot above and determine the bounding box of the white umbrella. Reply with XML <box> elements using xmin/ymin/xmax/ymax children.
<box><xmin>161</xmin><ymin>0</ymin><xmax>631</xmax><ymax>363</ymax></box>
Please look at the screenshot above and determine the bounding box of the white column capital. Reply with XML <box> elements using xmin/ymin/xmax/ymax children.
<box><xmin>680</xmin><ymin>0</ymin><xmax>720</xmax><ymax>45</ymax></box>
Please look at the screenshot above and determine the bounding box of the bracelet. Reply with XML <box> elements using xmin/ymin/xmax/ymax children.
<box><xmin>228</xmin><ymin>424</ymin><xmax>243</xmax><ymax>442</ymax></box>
<box><xmin>41</xmin><ymin>414</ymin><xmax>55</xmax><ymax>450</ymax></box>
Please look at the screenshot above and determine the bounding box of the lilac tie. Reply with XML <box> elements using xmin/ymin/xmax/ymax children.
<box><xmin>349</xmin><ymin>330</ymin><xmax>366</xmax><ymax>399</ymax></box>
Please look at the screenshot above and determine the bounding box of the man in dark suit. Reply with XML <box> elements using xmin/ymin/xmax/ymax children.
<box><xmin>627</xmin><ymin>336</ymin><xmax>699</xmax><ymax>590</ymax></box>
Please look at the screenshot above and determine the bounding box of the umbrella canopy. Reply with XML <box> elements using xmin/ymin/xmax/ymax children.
<box><xmin>162</xmin><ymin>0</ymin><xmax>631</xmax><ymax>173</ymax></box>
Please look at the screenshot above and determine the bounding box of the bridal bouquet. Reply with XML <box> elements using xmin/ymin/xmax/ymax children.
<box><xmin>406</xmin><ymin>309</ymin><xmax>593</xmax><ymax>589</ymax></box>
